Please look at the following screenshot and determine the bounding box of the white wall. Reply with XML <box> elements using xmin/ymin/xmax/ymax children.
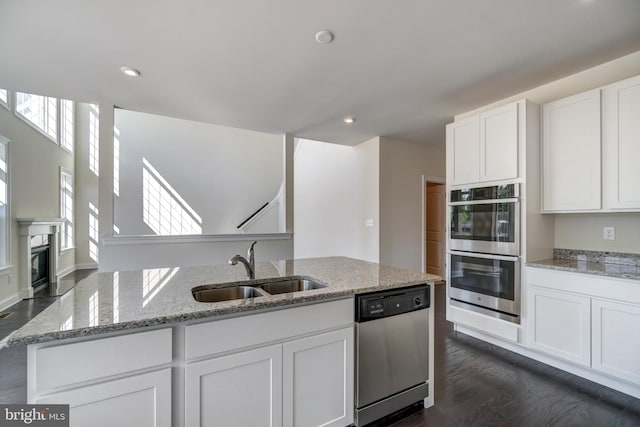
<box><xmin>294</xmin><ymin>138</ymin><xmax>379</xmax><ymax>262</ymax></box>
<box><xmin>74</xmin><ymin>103</ymin><xmax>99</xmax><ymax>269</ymax></box>
<box><xmin>379</xmin><ymin>137</ymin><xmax>446</xmax><ymax>272</ymax></box>
<box><xmin>113</xmin><ymin>109</ymin><xmax>284</xmax><ymax>235</ymax></box>
<box><xmin>0</xmin><ymin>100</ymin><xmax>75</xmax><ymax>307</ymax></box>
<box><xmin>456</xmin><ymin>50</ymin><xmax>640</xmax><ymax>254</ymax></box>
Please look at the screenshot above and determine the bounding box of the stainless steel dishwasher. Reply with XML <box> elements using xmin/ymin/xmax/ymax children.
<box><xmin>355</xmin><ymin>284</ymin><xmax>430</xmax><ymax>426</ymax></box>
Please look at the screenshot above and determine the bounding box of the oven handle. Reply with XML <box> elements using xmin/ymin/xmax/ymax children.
<box><xmin>449</xmin><ymin>250</ymin><xmax>520</xmax><ymax>262</ymax></box>
<box><xmin>448</xmin><ymin>198</ymin><xmax>519</xmax><ymax>206</ymax></box>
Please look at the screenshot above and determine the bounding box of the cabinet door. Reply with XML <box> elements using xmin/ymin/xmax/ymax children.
<box><xmin>479</xmin><ymin>103</ymin><xmax>518</xmax><ymax>182</ymax></box>
<box><xmin>603</xmin><ymin>75</ymin><xmax>640</xmax><ymax>210</ymax></box>
<box><xmin>446</xmin><ymin>116</ymin><xmax>479</xmax><ymax>185</ymax></box>
<box><xmin>527</xmin><ymin>286</ymin><xmax>591</xmax><ymax>367</ymax></box>
<box><xmin>542</xmin><ymin>89</ymin><xmax>601</xmax><ymax>211</ymax></box>
<box><xmin>35</xmin><ymin>369</ymin><xmax>171</xmax><ymax>427</ymax></box>
<box><xmin>185</xmin><ymin>344</ymin><xmax>282</xmax><ymax>427</ymax></box>
<box><xmin>283</xmin><ymin>327</ymin><xmax>354</xmax><ymax>427</ymax></box>
<box><xmin>592</xmin><ymin>299</ymin><xmax>640</xmax><ymax>385</ymax></box>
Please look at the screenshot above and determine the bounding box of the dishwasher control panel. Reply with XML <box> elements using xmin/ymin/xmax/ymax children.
<box><xmin>356</xmin><ymin>284</ymin><xmax>430</xmax><ymax>322</ymax></box>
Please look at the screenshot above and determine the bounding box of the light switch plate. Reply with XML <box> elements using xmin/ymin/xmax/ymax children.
<box><xmin>365</xmin><ymin>219</ymin><xmax>375</xmax><ymax>227</ymax></box>
<box><xmin>603</xmin><ymin>226</ymin><xmax>615</xmax><ymax>240</ymax></box>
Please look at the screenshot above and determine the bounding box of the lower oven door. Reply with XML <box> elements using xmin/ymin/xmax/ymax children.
<box><xmin>448</xmin><ymin>250</ymin><xmax>520</xmax><ymax>316</ymax></box>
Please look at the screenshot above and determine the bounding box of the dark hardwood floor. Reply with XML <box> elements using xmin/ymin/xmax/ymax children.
<box><xmin>390</xmin><ymin>284</ymin><xmax>640</xmax><ymax>427</ymax></box>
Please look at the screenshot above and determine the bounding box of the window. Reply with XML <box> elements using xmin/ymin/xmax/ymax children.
<box><xmin>113</xmin><ymin>126</ymin><xmax>120</xmax><ymax>196</ymax></box>
<box><xmin>13</xmin><ymin>92</ymin><xmax>75</xmax><ymax>152</ymax></box>
<box><xmin>89</xmin><ymin>202</ymin><xmax>99</xmax><ymax>262</ymax></box>
<box><xmin>0</xmin><ymin>137</ymin><xmax>9</xmax><ymax>268</ymax></box>
<box><xmin>0</xmin><ymin>89</ymin><xmax>8</xmax><ymax>108</ymax></box>
<box><xmin>60</xmin><ymin>99</ymin><xmax>74</xmax><ymax>152</ymax></box>
<box><xmin>60</xmin><ymin>168</ymin><xmax>74</xmax><ymax>249</ymax></box>
<box><xmin>89</xmin><ymin>104</ymin><xmax>99</xmax><ymax>175</ymax></box>
<box><xmin>16</xmin><ymin>92</ymin><xmax>57</xmax><ymax>140</ymax></box>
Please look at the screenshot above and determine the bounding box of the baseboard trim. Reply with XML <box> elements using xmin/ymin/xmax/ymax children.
<box><xmin>75</xmin><ymin>263</ymin><xmax>98</xmax><ymax>270</ymax></box>
<box><xmin>0</xmin><ymin>293</ymin><xmax>21</xmax><ymax>312</ymax></box>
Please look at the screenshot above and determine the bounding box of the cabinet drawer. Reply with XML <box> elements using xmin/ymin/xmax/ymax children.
<box><xmin>185</xmin><ymin>299</ymin><xmax>353</xmax><ymax>360</ymax></box>
<box><xmin>32</xmin><ymin>328</ymin><xmax>172</xmax><ymax>391</ymax></box>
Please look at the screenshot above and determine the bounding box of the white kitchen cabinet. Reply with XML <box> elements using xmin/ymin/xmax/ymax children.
<box><xmin>592</xmin><ymin>298</ymin><xmax>640</xmax><ymax>385</ymax></box>
<box><xmin>283</xmin><ymin>328</ymin><xmax>354</xmax><ymax>427</ymax></box>
<box><xmin>542</xmin><ymin>89</ymin><xmax>601</xmax><ymax>212</ymax></box>
<box><xmin>36</xmin><ymin>369</ymin><xmax>171</xmax><ymax>427</ymax></box>
<box><xmin>185</xmin><ymin>344</ymin><xmax>283</xmax><ymax>427</ymax></box>
<box><xmin>446</xmin><ymin>115</ymin><xmax>479</xmax><ymax>185</ymax></box>
<box><xmin>603</xmin><ymin>74</ymin><xmax>640</xmax><ymax>211</ymax></box>
<box><xmin>447</xmin><ymin>102</ymin><xmax>520</xmax><ymax>186</ymax></box>
<box><xmin>479</xmin><ymin>102</ymin><xmax>518</xmax><ymax>182</ymax></box>
<box><xmin>527</xmin><ymin>285</ymin><xmax>591</xmax><ymax>367</ymax></box>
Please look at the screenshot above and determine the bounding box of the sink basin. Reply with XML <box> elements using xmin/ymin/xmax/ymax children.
<box><xmin>254</xmin><ymin>277</ymin><xmax>327</xmax><ymax>295</ymax></box>
<box><xmin>192</xmin><ymin>286</ymin><xmax>267</xmax><ymax>303</ymax></box>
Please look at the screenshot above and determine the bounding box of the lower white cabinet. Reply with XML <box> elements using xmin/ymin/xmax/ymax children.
<box><xmin>36</xmin><ymin>369</ymin><xmax>172</xmax><ymax>427</ymax></box>
<box><xmin>184</xmin><ymin>326</ymin><xmax>354</xmax><ymax>427</ymax></box>
<box><xmin>527</xmin><ymin>285</ymin><xmax>591</xmax><ymax>367</ymax></box>
<box><xmin>592</xmin><ymin>299</ymin><xmax>640</xmax><ymax>385</ymax></box>
<box><xmin>185</xmin><ymin>344</ymin><xmax>283</xmax><ymax>427</ymax></box>
<box><xmin>283</xmin><ymin>328</ymin><xmax>354</xmax><ymax>427</ymax></box>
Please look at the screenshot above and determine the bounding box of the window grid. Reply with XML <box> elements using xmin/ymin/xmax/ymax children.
<box><xmin>16</xmin><ymin>92</ymin><xmax>58</xmax><ymax>140</ymax></box>
<box><xmin>60</xmin><ymin>169</ymin><xmax>74</xmax><ymax>249</ymax></box>
<box><xmin>60</xmin><ymin>99</ymin><xmax>74</xmax><ymax>152</ymax></box>
<box><xmin>0</xmin><ymin>89</ymin><xmax>7</xmax><ymax>107</ymax></box>
<box><xmin>89</xmin><ymin>104</ymin><xmax>99</xmax><ymax>176</ymax></box>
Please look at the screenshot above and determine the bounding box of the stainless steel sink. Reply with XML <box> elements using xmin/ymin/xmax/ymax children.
<box><xmin>191</xmin><ymin>276</ymin><xmax>327</xmax><ymax>303</ymax></box>
<box><xmin>192</xmin><ymin>285</ymin><xmax>267</xmax><ymax>303</ymax></box>
<box><xmin>254</xmin><ymin>277</ymin><xmax>327</xmax><ymax>295</ymax></box>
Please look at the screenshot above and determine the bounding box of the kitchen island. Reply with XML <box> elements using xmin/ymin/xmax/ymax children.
<box><xmin>9</xmin><ymin>257</ymin><xmax>440</xmax><ymax>427</ymax></box>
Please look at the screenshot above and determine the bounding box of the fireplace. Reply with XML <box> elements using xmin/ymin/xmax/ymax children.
<box><xmin>17</xmin><ymin>218</ymin><xmax>64</xmax><ymax>299</ymax></box>
<box><xmin>31</xmin><ymin>235</ymin><xmax>50</xmax><ymax>290</ymax></box>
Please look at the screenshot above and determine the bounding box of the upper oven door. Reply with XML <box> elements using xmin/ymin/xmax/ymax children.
<box><xmin>449</xmin><ymin>198</ymin><xmax>520</xmax><ymax>256</ymax></box>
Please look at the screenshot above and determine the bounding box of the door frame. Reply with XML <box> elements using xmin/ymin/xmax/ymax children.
<box><xmin>421</xmin><ymin>175</ymin><xmax>446</xmax><ymax>275</ymax></box>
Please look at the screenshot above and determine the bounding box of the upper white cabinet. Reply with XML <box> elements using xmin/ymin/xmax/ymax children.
<box><xmin>479</xmin><ymin>103</ymin><xmax>519</xmax><ymax>182</ymax></box>
<box><xmin>447</xmin><ymin>103</ymin><xmax>519</xmax><ymax>186</ymax></box>
<box><xmin>603</xmin><ymin>75</ymin><xmax>640</xmax><ymax>210</ymax></box>
<box><xmin>446</xmin><ymin>115</ymin><xmax>480</xmax><ymax>185</ymax></box>
<box><xmin>542</xmin><ymin>74</ymin><xmax>640</xmax><ymax>213</ymax></box>
<box><xmin>542</xmin><ymin>89</ymin><xmax>602</xmax><ymax>212</ymax></box>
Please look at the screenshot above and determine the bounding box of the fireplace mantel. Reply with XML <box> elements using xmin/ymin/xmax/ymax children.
<box><xmin>17</xmin><ymin>218</ymin><xmax>65</xmax><ymax>299</ymax></box>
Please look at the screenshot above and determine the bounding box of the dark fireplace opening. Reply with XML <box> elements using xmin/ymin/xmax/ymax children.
<box><xmin>31</xmin><ymin>235</ymin><xmax>50</xmax><ymax>290</ymax></box>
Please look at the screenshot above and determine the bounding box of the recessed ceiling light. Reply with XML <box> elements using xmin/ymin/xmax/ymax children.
<box><xmin>343</xmin><ymin>116</ymin><xmax>355</xmax><ymax>124</ymax></box>
<box><xmin>315</xmin><ymin>30</ymin><xmax>334</xmax><ymax>44</ymax></box>
<box><xmin>120</xmin><ymin>66</ymin><xmax>141</xmax><ymax>77</ymax></box>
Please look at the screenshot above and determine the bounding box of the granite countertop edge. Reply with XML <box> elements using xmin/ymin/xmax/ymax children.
<box><xmin>525</xmin><ymin>259</ymin><xmax>640</xmax><ymax>281</ymax></box>
<box><xmin>8</xmin><ymin>258</ymin><xmax>438</xmax><ymax>347</ymax></box>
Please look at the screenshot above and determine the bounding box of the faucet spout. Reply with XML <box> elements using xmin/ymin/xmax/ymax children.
<box><xmin>228</xmin><ymin>241</ymin><xmax>258</xmax><ymax>279</ymax></box>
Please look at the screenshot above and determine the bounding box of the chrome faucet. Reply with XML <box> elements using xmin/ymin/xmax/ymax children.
<box><xmin>229</xmin><ymin>241</ymin><xmax>257</xmax><ymax>279</ymax></box>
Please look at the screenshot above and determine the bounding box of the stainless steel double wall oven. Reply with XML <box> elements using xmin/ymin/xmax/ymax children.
<box><xmin>448</xmin><ymin>184</ymin><xmax>521</xmax><ymax>323</ymax></box>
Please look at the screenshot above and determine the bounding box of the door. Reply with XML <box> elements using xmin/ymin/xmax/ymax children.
<box><xmin>426</xmin><ymin>182</ymin><xmax>445</xmax><ymax>278</ymax></box>
<box><xmin>592</xmin><ymin>298</ymin><xmax>640</xmax><ymax>385</ymax></box>
<box><xmin>36</xmin><ymin>369</ymin><xmax>171</xmax><ymax>427</ymax></box>
<box><xmin>282</xmin><ymin>327</ymin><xmax>354</xmax><ymax>427</ymax></box>
<box><xmin>603</xmin><ymin>74</ymin><xmax>640</xmax><ymax>210</ymax></box>
<box><xmin>542</xmin><ymin>89</ymin><xmax>601</xmax><ymax>211</ymax></box>
<box><xmin>479</xmin><ymin>103</ymin><xmax>519</xmax><ymax>182</ymax></box>
<box><xmin>527</xmin><ymin>286</ymin><xmax>591</xmax><ymax>367</ymax></box>
<box><xmin>446</xmin><ymin>116</ymin><xmax>479</xmax><ymax>185</ymax></box>
<box><xmin>185</xmin><ymin>344</ymin><xmax>283</xmax><ymax>427</ymax></box>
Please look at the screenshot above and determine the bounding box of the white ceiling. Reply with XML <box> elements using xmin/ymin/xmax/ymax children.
<box><xmin>1</xmin><ymin>0</ymin><xmax>639</xmax><ymax>146</ymax></box>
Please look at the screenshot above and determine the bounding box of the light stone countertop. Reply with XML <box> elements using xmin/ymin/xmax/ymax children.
<box><xmin>526</xmin><ymin>258</ymin><xmax>640</xmax><ymax>281</ymax></box>
<box><xmin>8</xmin><ymin>257</ymin><xmax>440</xmax><ymax>347</ymax></box>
